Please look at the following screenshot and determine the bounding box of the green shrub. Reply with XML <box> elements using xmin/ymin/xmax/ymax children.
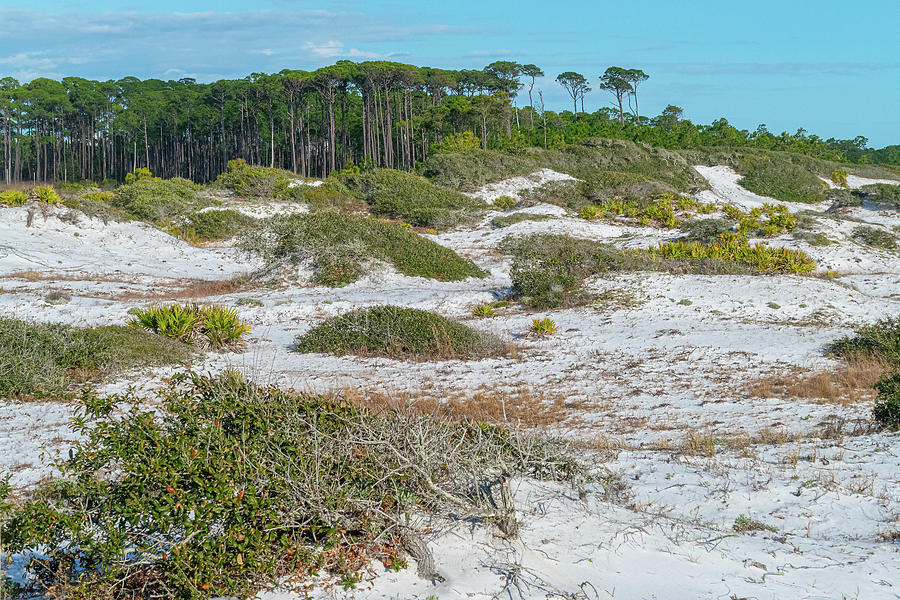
<box><xmin>294</xmin><ymin>306</ymin><xmax>508</xmax><ymax>360</ymax></box>
<box><xmin>112</xmin><ymin>177</ymin><xmax>203</xmax><ymax>222</ymax></box>
<box><xmin>0</xmin><ymin>317</ymin><xmax>192</xmax><ymax>398</ymax></box>
<box><xmin>492</xmin><ymin>195</ymin><xmax>517</xmax><ymax>210</ymax></box>
<box><xmin>681</xmin><ymin>218</ymin><xmax>735</xmax><ymax>244</ymax></box>
<box><xmin>33</xmin><ymin>186</ymin><xmax>62</xmax><ymax>204</ymax></box>
<box><xmin>852</xmin><ymin>225</ymin><xmax>897</xmax><ymax>250</ymax></box>
<box><xmin>530</xmin><ymin>318</ymin><xmax>558</xmax><ymax>336</ymax></box>
<box><xmin>340</xmin><ymin>169</ymin><xmax>488</xmax><ymax>229</ymax></box>
<box><xmin>873</xmin><ymin>372</ymin><xmax>900</xmax><ymax>429</ymax></box>
<box><xmin>491</xmin><ymin>213</ymin><xmax>554</xmax><ymax>228</ymax></box>
<box><xmin>648</xmin><ymin>234</ymin><xmax>816</xmax><ymax>274</ymax></box>
<box><xmin>179</xmin><ymin>209</ymin><xmax>257</xmax><ymax>242</ymax></box>
<box><xmin>240</xmin><ymin>212</ymin><xmax>486</xmax><ymax>287</ymax></box>
<box><xmin>828</xmin><ymin>316</ymin><xmax>900</xmax><ymax>364</ymax></box>
<box><xmin>1</xmin><ymin>370</ymin><xmax>582</xmax><ymax>599</ymax></box>
<box><xmin>738</xmin><ymin>155</ymin><xmax>826</xmax><ymax>203</ymax></box>
<box><xmin>282</xmin><ymin>179</ymin><xmax>358</xmax><ymax>210</ymax></box>
<box><xmin>431</xmin><ymin>130</ymin><xmax>482</xmax><ymax>154</ymax></box>
<box><xmin>215</xmin><ymin>158</ymin><xmax>297</xmax><ymax>198</ymax></box>
<box><xmin>472</xmin><ymin>302</ymin><xmax>496</xmax><ymax>317</ymax></box>
<box><xmin>0</xmin><ymin>190</ymin><xmax>28</xmax><ymax>206</ymax></box>
<box><xmin>420</xmin><ymin>149</ymin><xmax>538</xmax><ymax>191</ymax></box>
<box><xmin>831</xmin><ymin>168</ymin><xmax>849</xmax><ymax>188</ymax></box>
<box><xmin>858</xmin><ymin>183</ymin><xmax>900</xmax><ymax>208</ymax></box>
<box><xmin>518</xmin><ymin>180</ymin><xmax>583</xmax><ymax>210</ymax></box>
<box><xmin>733</xmin><ymin>514</ymin><xmax>778</xmax><ymax>533</ymax></box>
<box><xmin>83</xmin><ymin>191</ymin><xmax>114</xmax><ymax>202</ymax></box>
<box><xmin>124</xmin><ymin>167</ymin><xmax>156</xmax><ymax>184</ymax></box>
<box><xmin>128</xmin><ymin>304</ymin><xmax>251</xmax><ymax>350</ymax></box>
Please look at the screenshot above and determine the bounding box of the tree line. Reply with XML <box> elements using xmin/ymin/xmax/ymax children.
<box><xmin>1</xmin><ymin>59</ymin><xmax>896</xmax><ymax>185</ymax></box>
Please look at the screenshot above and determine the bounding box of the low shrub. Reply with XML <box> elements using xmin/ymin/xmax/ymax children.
<box><xmin>431</xmin><ymin>130</ymin><xmax>482</xmax><ymax>154</ymax></box>
<box><xmin>128</xmin><ymin>304</ymin><xmax>251</xmax><ymax>351</ymax></box>
<box><xmin>473</xmin><ymin>302</ymin><xmax>496</xmax><ymax>318</ymax></box>
<box><xmin>112</xmin><ymin>177</ymin><xmax>204</xmax><ymax>222</ymax></box>
<box><xmin>491</xmin><ymin>213</ymin><xmax>554</xmax><ymax>228</ymax></box>
<box><xmin>0</xmin><ymin>317</ymin><xmax>192</xmax><ymax>398</ymax></box>
<box><xmin>82</xmin><ymin>191</ymin><xmax>114</xmax><ymax>203</ymax></box>
<box><xmin>681</xmin><ymin>218</ymin><xmax>735</xmax><ymax>244</ymax></box>
<box><xmin>1</xmin><ymin>370</ymin><xmax>584</xmax><ymax>599</ymax></box>
<box><xmin>492</xmin><ymin>195</ymin><xmax>517</xmax><ymax>210</ymax></box>
<box><xmin>828</xmin><ymin>316</ymin><xmax>900</xmax><ymax>364</ymax></box>
<box><xmin>873</xmin><ymin>372</ymin><xmax>900</xmax><ymax>429</ymax></box>
<box><xmin>240</xmin><ymin>212</ymin><xmax>486</xmax><ymax>287</ymax></box>
<box><xmin>124</xmin><ymin>167</ymin><xmax>155</xmax><ymax>184</ymax></box>
<box><xmin>648</xmin><ymin>234</ymin><xmax>816</xmax><ymax>274</ymax></box>
<box><xmin>282</xmin><ymin>179</ymin><xmax>358</xmax><ymax>210</ymax></box>
<box><xmin>733</xmin><ymin>514</ymin><xmax>778</xmax><ymax>533</ymax></box>
<box><xmin>294</xmin><ymin>306</ymin><xmax>509</xmax><ymax>360</ymax></box>
<box><xmin>340</xmin><ymin>169</ymin><xmax>488</xmax><ymax>229</ymax></box>
<box><xmin>852</xmin><ymin>225</ymin><xmax>897</xmax><ymax>250</ymax></box>
<box><xmin>215</xmin><ymin>158</ymin><xmax>297</xmax><ymax>198</ymax></box>
<box><xmin>420</xmin><ymin>149</ymin><xmax>538</xmax><ymax>191</ymax></box>
<box><xmin>179</xmin><ymin>209</ymin><xmax>257</xmax><ymax>242</ymax></box>
<box><xmin>738</xmin><ymin>155</ymin><xmax>826</xmax><ymax>204</ymax></box>
<box><xmin>578</xmin><ymin>193</ymin><xmax>717</xmax><ymax>228</ymax></box>
<box><xmin>857</xmin><ymin>183</ymin><xmax>900</xmax><ymax>208</ymax></box>
<box><xmin>33</xmin><ymin>186</ymin><xmax>62</xmax><ymax>204</ymax></box>
<box><xmin>831</xmin><ymin>168</ymin><xmax>849</xmax><ymax>188</ymax></box>
<box><xmin>0</xmin><ymin>190</ymin><xmax>28</xmax><ymax>206</ymax></box>
<box><xmin>530</xmin><ymin>318</ymin><xmax>558</xmax><ymax>336</ymax></box>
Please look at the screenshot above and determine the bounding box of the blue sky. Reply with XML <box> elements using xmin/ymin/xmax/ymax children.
<box><xmin>1</xmin><ymin>0</ymin><xmax>898</xmax><ymax>146</ymax></box>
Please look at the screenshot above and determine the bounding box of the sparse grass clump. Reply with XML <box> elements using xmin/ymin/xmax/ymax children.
<box><xmin>873</xmin><ymin>372</ymin><xmax>900</xmax><ymax>429</ymax></box>
<box><xmin>112</xmin><ymin>177</ymin><xmax>204</xmax><ymax>222</ymax></box>
<box><xmin>2</xmin><ymin>370</ymin><xmax>583</xmax><ymax>599</ymax></box>
<box><xmin>828</xmin><ymin>316</ymin><xmax>900</xmax><ymax>364</ymax></box>
<box><xmin>128</xmin><ymin>304</ymin><xmax>251</xmax><ymax>351</ymax></box>
<box><xmin>491</xmin><ymin>212</ymin><xmax>554</xmax><ymax>228</ymax></box>
<box><xmin>295</xmin><ymin>306</ymin><xmax>509</xmax><ymax>361</ymax></box>
<box><xmin>733</xmin><ymin>514</ymin><xmax>778</xmax><ymax>533</ymax></box>
<box><xmin>0</xmin><ymin>190</ymin><xmax>28</xmax><ymax>206</ymax></box>
<box><xmin>852</xmin><ymin>225</ymin><xmax>897</xmax><ymax>250</ymax></box>
<box><xmin>240</xmin><ymin>212</ymin><xmax>485</xmax><ymax>287</ymax></box>
<box><xmin>0</xmin><ymin>316</ymin><xmax>192</xmax><ymax>398</ymax></box>
<box><xmin>341</xmin><ymin>169</ymin><xmax>488</xmax><ymax>229</ymax></box>
<box><xmin>178</xmin><ymin>209</ymin><xmax>257</xmax><ymax>242</ymax></box>
<box><xmin>738</xmin><ymin>154</ymin><xmax>827</xmax><ymax>204</ymax></box>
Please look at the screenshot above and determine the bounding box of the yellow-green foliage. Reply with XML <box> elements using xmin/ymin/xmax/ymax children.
<box><xmin>128</xmin><ymin>304</ymin><xmax>251</xmax><ymax>350</ymax></box>
<box><xmin>33</xmin><ymin>186</ymin><xmax>62</xmax><ymax>203</ymax></box>
<box><xmin>83</xmin><ymin>191</ymin><xmax>114</xmax><ymax>202</ymax></box>
<box><xmin>531</xmin><ymin>318</ymin><xmax>558</xmax><ymax>336</ymax></box>
<box><xmin>579</xmin><ymin>193</ymin><xmax>715</xmax><ymax>228</ymax></box>
<box><xmin>432</xmin><ymin>130</ymin><xmax>482</xmax><ymax>154</ymax></box>
<box><xmin>737</xmin><ymin>203</ymin><xmax>796</xmax><ymax>237</ymax></box>
<box><xmin>492</xmin><ymin>195</ymin><xmax>517</xmax><ymax>210</ymax></box>
<box><xmin>648</xmin><ymin>233</ymin><xmax>816</xmax><ymax>274</ymax></box>
<box><xmin>216</xmin><ymin>158</ymin><xmax>296</xmax><ymax>198</ymax></box>
<box><xmin>472</xmin><ymin>302</ymin><xmax>496</xmax><ymax>318</ymax></box>
<box><xmin>831</xmin><ymin>168</ymin><xmax>849</xmax><ymax>188</ymax></box>
<box><xmin>0</xmin><ymin>190</ymin><xmax>28</xmax><ymax>206</ymax></box>
<box><xmin>124</xmin><ymin>167</ymin><xmax>156</xmax><ymax>185</ymax></box>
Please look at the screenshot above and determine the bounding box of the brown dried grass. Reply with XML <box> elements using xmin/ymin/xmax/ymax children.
<box><xmin>746</xmin><ymin>355</ymin><xmax>889</xmax><ymax>406</ymax></box>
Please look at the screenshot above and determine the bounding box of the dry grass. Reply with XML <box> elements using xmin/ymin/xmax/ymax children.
<box><xmin>746</xmin><ymin>355</ymin><xmax>889</xmax><ymax>406</ymax></box>
<box><xmin>115</xmin><ymin>275</ymin><xmax>253</xmax><ymax>301</ymax></box>
<box><xmin>337</xmin><ymin>386</ymin><xmax>579</xmax><ymax>430</ymax></box>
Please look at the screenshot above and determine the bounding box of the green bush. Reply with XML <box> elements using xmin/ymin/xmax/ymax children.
<box><xmin>828</xmin><ymin>316</ymin><xmax>900</xmax><ymax>364</ymax></box>
<box><xmin>83</xmin><ymin>191</ymin><xmax>114</xmax><ymax>202</ymax></box>
<box><xmin>873</xmin><ymin>372</ymin><xmax>900</xmax><ymax>429</ymax></box>
<box><xmin>1</xmin><ymin>370</ymin><xmax>582</xmax><ymax>599</ymax></box>
<box><xmin>0</xmin><ymin>317</ymin><xmax>192</xmax><ymax>398</ymax></box>
<box><xmin>831</xmin><ymin>168</ymin><xmax>849</xmax><ymax>188</ymax></box>
<box><xmin>282</xmin><ymin>179</ymin><xmax>358</xmax><ymax>210</ymax></box>
<box><xmin>0</xmin><ymin>190</ymin><xmax>28</xmax><ymax>206</ymax></box>
<box><xmin>738</xmin><ymin>155</ymin><xmax>826</xmax><ymax>203</ymax></box>
<box><xmin>33</xmin><ymin>186</ymin><xmax>62</xmax><ymax>204</ymax></box>
<box><xmin>530</xmin><ymin>318</ymin><xmax>558</xmax><ymax>336</ymax></box>
<box><xmin>681</xmin><ymin>218</ymin><xmax>735</xmax><ymax>244</ymax></box>
<box><xmin>858</xmin><ymin>183</ymin><xmax>900</xmax><ymax>208</ymax></box>
<box><xmin>215</xmin><ymin>158</ymin><xmax>297</xmax><ymax>198</ymax></box>
<box><xmin>179</xmin><ymin>209</ymin><xmax>257</xmax><ymax>242</ymax></box>
<box><xmin>852</xmin><ymin>225</ymin><xmax>897</xmax><ymax>250</ymax></box>
<box><xmin>340</xmin><ymin>168</ymin><xmax>488</xmax><ymax>229</ymax></box>
<box><xmin>124</xmin><ymin>167</ymin><xmax>155</xmax><ymax>184</ymax></box>
<box><xmin>128</xmin><ymin>304</ymin><xmax>251</xmax><ymax>350</ymax></box>
<box><xmin>420</xmin><ymin>149</ymin><xmax>538</xmax><ymax>191</ymax></box>
<box><xmin>492</xmin><ymin>195</ymin><xmax>517</xmax><ymax>210</ymax></box>
<box><xmin>294</xmin><ymin>306</ymin><xmax>508</xmax><ymax>360</ymax></box>
<box><xmin>431</xmin><ymin>130</ymin><xmax>482</xmax><ymax>154</ymax></box>
<box><xmin>491</xmin><ymin>213</ymin><xmax>554</xmax><ymax>228</ymax></box>
<box><xmin>112</xmin><ymin>177</ymin><xmax>203</xmax><ymax>222</ymax></box>
<box><xmin>240</xmin><ymin>212</ymin><xmax>486</xmax><ymax>287</ymax></box>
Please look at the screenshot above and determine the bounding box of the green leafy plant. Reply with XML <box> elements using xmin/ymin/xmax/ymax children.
<box><xmin>492</xmin><ymin>195</ymin><xmax>517</xmax><ymax>210</ymax></box>
<box><xmin>294</xmin><ymin>306</ymin><xmax>509</xmax><ymax>360</ymax></box>
<box><xmin>112</xmin><ymin>177</ymin><xmax>204</xmax><ymax>222</ymax></box>
<box><xmin>82</xmin><ymin>191</ymin><xmax>115</xmax><ymax>202</ymax></box>
<box><xmin>1</xmin><ymin>371</ymin><xmax>584</xmax><ymax>599</ymax></box>
<box><xmin>124</xmin><ymin>167</ymin><xmax>156</xmax><ymax>184</ymax></box>
<box><xmin>128</xmin><ymin>304</ymin><xmax>251</xmax><ymax>350</ymax></box>
<box><xmin>530</xmin><ymin>318</ymin><xmax>558</xmax><ymax>336</ymax></box>
<box><xmin>472</xmin><ymin>302</ymin><xmax>496</xmax><ymax>318</ymax></box>
<box><xmin>828</xmin><ymin>316</ymin><xmax>900</xmax><ymax>364</ymax></box>
<box><xmin>215</xmin><ymin>158</ymin><xmax>297</xmax><ymax>198</ymax></box>
<box><xmin>0</xmin><ymin>190</ymin><xmax>28</xmax><ymax>206</ymax></box>
<box><xmin>831</xmin><ymin>168</ymin><xmax>849</xmax><ymax>188</ymax></box>
<box><xmin>33</xmin><ymin>186</ymin><xmax>62</xmax><ymax>204</ymax></box>
<box><xmin>873</xmin><ymin>372</ymin><xmax>900</xmax><ymax>429</ymax></box>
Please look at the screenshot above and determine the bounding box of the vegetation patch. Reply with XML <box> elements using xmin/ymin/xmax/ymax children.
<box><xmin>341</xmin><ymin>169</ymin><xmax>488</xmax><ymax>229</ymax></box>
<box><xmin>733</xmin><ymin>514</ymin><xmax>778</xmax><ymax>534</ymax></box>
<box><xmin>857</xmin><ymin>183</ymin><xmax>900</xmax><ymax>208</ymax></box>
<box><xmin>851</xmin><ymin>225</ymin><xmax>897</xmax><ymax>250</ymax></box>
<box><xmin>240</xmin><ymin>212</ymin><xmax>485</xmax><ymax>287</ymax></box>
<box><xmin>0</xmin><ymin>370</ymin><xmax>584</xmax><ymax>599</ymax></box>
<box><xmin>128</xmin><ymin>304</ymin><xmax>251</xmax><ymax>351</ymax></box>
<box><xmin>648</xmin><ymin>234</ymin><xmax>816</xmax><ymax>274</ymax></box>
<box><xmin>0</xmin><ymin>190</ymin><xmax>28</xmax><ymax>206</ymax></box>
<box><xmin>738</xmin><ymin>154</ymin><xmax>827</xmax><ymax>204</ymax></box>
<box><xmin>420</xmin><ymin>149</ymin><xmax>538</xmax><ymax>191</ymax></box>
<box><xmin>112</xmin><ymin>177</ymin><xmax>205</xmax><ymax>222</ymax></box>
<box><xmin>873</xmin><ymin>372</ymin><xmax>900</xmax><ymax>429</ymax></box>
<box><xmin>0</xmin><ymin>317</ymin><xmax>192</xmax><ymax>399</ymax></box>
<box><xmin>294</xmin><ymin>306</ymin><xmax>509</xmax><ymax>360</ymax></box>
<box><xmin>579</xmin><ymin>193</ymin><xmax>716</xmax><ymax>228</ymax></box>
<box><xmin>828</xmin><ymin>316</ymin><xmax>900</xmax><ymax>365</ymax></box>
<box><xmin>491</xmin><ymin>212</ymin><xmax>554</xmax><ymax>228</ymax></box>
<box><xmin>177</xmin><ymin>209</ymin><xmax>257</xmax><ymax>242</ymax></box>
<box><xmin>33</xmin><ymin>186</ymin><xmax>62</xmax><ymax>204</ymax></box>
<box><xmin>215</xmin><ymin>158</ymin><xmax>298</xmax><ymax>198</ymax></box>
